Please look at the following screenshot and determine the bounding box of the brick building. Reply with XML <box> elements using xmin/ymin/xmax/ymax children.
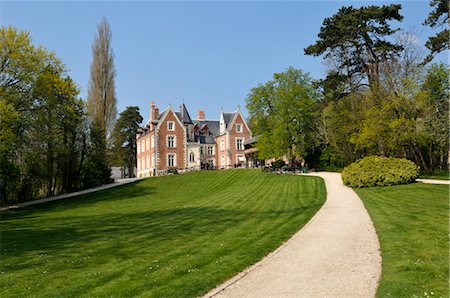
<box><xmin>136</xmin><ymin>102</ymin><xmax>252</xmax><ymax>177</ymax></box>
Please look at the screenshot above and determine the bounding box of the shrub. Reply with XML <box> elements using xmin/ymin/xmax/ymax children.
<box><xmin>342</xmin><ymin>156</ymin><xmax>419</xmax><ymax>188</ymax></box>
<box><xmin>272</xmin><ymin>159</ymin><xmax>286</xmax><ymax>169</ymax></box>
<box><xmin>167</xmin><ymin>167</ymin><xmax>178</xmax><ymax>175</ymax></box>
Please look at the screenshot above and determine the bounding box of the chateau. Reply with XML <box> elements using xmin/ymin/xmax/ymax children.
<box><xmin>136</xmin><ymin>102</ymin><xmax>252</xmax><ymax>177</ymax></box>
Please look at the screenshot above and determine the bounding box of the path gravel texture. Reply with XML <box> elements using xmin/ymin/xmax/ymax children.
<box><xmin>204</xmin><ymin>172</ymin><xmax>381</xmax><ymax>298</ymax></box>
<box><xmin>416</xmin><ymin>178</ymin><xmax>450</xmax><ymax>185</ymax></box>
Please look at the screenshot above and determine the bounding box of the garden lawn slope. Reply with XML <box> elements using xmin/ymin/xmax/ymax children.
<box><xmin>0</xmin><ymin>170</ymin><xmax>325</xmax><ymax>297</ymax></box>
<box><xmin>355</xmin><ymin>183</ymin><xmax>449</xmax><ymax>297</ymax></box>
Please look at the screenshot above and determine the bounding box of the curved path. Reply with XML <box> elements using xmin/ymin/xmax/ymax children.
<box><xmin>204</xmin><ymin>172</ymin><xmax>381</xmax><ymax>298</ymax></box>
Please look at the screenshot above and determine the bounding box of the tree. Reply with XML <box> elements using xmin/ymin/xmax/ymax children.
<box><xmin>87</xmin><ymin>18</ymin><xmax>117</xmax><ymax>143</ymax></box>
<box><xmin>31</xmin><ymin>66</ymin><xmax>87</xmax><ymax>196</ymax></box>
<box><xmin>0</xmin><ymin>26</ymin><xmax>91</xmax><ymax>204</ymax></box>
<box><xmin>246</xmin><ymin>67</ymin><xmax>322</xmax><ymax>164</ymax></box>
<box><xmin>82</xmin><ymin>121</ymin><xmax>112</xmax><ymax>188</ymax></box>
<box><xmin>419</xmin><ymin>63</ymin><xmax>449</xmax><ymax>170</ymax></box>
<box><xmin>423</xmin><ymin>0</ymin><xmax>449</xmax><ymax>64</ymax></box>
<box><xmin>304</xmin><ymin>4</ymin><xmax>403</xmax><ymax>90</ymax></box>
<box><xmin>112</xmin><ymin>106</ymin><xmax>143</xmax><ymax>177</ymax></box>
<box><xmin>0</xmin><ymin>26</ymin><xmax>62</xmax><ymax>203</ymax></box>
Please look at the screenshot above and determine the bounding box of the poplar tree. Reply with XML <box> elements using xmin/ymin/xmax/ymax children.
<box><xmin>87</xmin><ymin>18</ymin><xmax>117</xmax><ymax>142</ymax></box>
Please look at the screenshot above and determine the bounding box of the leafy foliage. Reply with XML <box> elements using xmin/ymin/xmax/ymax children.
<box><xmin>342</xmin><ymin>156</ymin><xmax>419</xmax><ymax>188</ymax></box>
<box><xmin>0</xmin><ymin>26</ymin><xmax>91</xmax><ymax>204</ymax></box>
<box><xmin>246</xmin><ymin>67</ymin><xmax>322</xmax><ymax>163</ymax></box>
<box><xmin>271</xmin><ymin>159</ymin><xmax>286</xmax><ymax>169</ymax></box>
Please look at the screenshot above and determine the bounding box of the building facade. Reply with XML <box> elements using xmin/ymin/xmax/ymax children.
<box><xmin>136</xmin><ymin>102</ymin><xmax>252</xmax><ymax>177</ymax></box>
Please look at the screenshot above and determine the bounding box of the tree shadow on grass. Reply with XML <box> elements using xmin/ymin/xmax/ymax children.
<box><xmin>1</xmin><ymin>206</ymin><xmax>245</xmax><ymax>271</ymax></box>
<box><xmin>1</xmin><ymin>181</ymin><xmax>153</xmax><ymax>219</ymax></box>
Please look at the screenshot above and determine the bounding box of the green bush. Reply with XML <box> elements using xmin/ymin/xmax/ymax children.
<box><xmin>272</xmin><ymin>159</ymin><xmax>286</xmax><ymax>169</ymax></box>
<box><xmin>167</xmin><ymin>167</ymin><xmax>178</xmax><ymax>175</ymax></box>
<box><xmin>342</xmin><ymin>156</ymin><xmax>419</xmax><ymax>188</ymax></box>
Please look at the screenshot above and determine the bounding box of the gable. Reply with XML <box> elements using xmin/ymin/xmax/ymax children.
<box><xmin>228</xmin><ymin>110</ymin><xmax>251</xmax><ymax>136</ymax></box>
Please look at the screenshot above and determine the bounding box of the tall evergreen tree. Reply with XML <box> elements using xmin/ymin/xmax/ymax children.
<box><xmin>423</xmin><ymin>0</ymin><xmax>449</xmax><ymax>63</ymax></box>
<box><xmin>304</xmin><ymin>4</ymin><xmax>403</xmax><ymax>91</ymax></box>
<box><xmin>112</xmin><ymin>106</ymin><xmax>143</xmax><ymax>178</ymax></box>
<box><xmin>87</xmin><ymin>18</ymin><xmax>117</xmax><ymax>142</ymax></box>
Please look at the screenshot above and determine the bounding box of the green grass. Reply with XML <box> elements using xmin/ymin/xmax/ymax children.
<box><xmin>355</xmin><ymin>183</ymin><xmax>449</xmax><ymax>297</ymax></box>
<box><xmin>0</xmin><ymin>169</ymin><xmax>325</xmax><ymax>297</ymax></box>
<box><xmin>419</xmin><ymin>169</ymin><xmax>450</xmax><ymax>180</ymax></box>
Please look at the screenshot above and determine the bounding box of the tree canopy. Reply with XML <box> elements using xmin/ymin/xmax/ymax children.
<box><xmin>423</xmin><ymin>0</ymin><xmax>449</xmax><ymax>63</ymax></box>
<box><xmin>246</xmin><ymin>67</ymin><xmax>322</xmax><ymax>164</ymax></box>
<box><xmin>113</xmin><ymin>106</ymin><xmax>143</xmax><ymax>177</ymax></box>
<box><xmin>87</xmin><ymin>18</ymin><xmax>117</xmax><ymax>143</ymax></box>
<box><xmin>0</xmin><ymin>26</ymin><xmax>91</xmax><ymax>203</ymax></box>
<box><xmin>304</xmin><ymin>4</ymin><xmax>403</xmax><ymax>90</ymax></box>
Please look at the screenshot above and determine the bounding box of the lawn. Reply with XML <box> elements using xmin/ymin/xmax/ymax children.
<box><xmin>0</xmin><ymin>169</ymin><xmax>325</xmax><ymax>297</ymax></box>
<box><xmin>355</xmin><ymin>183</ymin><xmax>449</xmax><ymax>297</ymax></box>
<box><xmin>419</xmin><ymin>169</ymin><xmax>450</xmax><ymax>180</ymax></box>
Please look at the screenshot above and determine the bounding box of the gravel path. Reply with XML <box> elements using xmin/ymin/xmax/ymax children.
<box><xmin>416</xmin><ymin>178</ymin><xmax>450</xmax><ymax>185</ymax></box>
<box><xmin>204</xmin><ymin>172</ymin><xmax>381</xmax><ymax>298</ymax></box>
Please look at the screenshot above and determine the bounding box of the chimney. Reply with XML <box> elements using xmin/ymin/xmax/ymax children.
<box><xmin>150</xmin><ymin>101</ymin><xmax>155</xmax><ymax>123</ymax></box>
<box><xmin>155</xmin><ymin>107</ymin><xmax>159</xmax><ymax>120</ymax></box>
<box><xmin>197</xmin><ymin>110</ymin><xmax>205</xmax><ymax>121</ymax></box>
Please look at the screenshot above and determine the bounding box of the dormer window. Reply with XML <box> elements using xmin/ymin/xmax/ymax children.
<box><xmin>168</xmin><ymin>121</ymin><xmax>175</xmax><ymax>131</ymax></box>
<box><xmin>236</xmin><ymin>124</ymin><xmax>243</xmax><ymax>133</ymax></box>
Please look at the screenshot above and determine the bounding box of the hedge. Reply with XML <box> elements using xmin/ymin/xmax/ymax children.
<box><xmin>341</xmin><ymin>156</ymin><xmax>419</xmax><ymax>188</ymax></box>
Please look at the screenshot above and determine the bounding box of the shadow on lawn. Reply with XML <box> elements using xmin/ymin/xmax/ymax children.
<box><xmin>1</xmin><ymin>180</ymin><xmax>152</xmax><ymax>218</ymax></box>
<box><xmin>1</xmin><ymin>206</ymin><xmax>245</xmax><ymax>270</ymax></box>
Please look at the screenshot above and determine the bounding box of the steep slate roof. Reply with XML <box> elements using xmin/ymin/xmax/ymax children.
<box><xmin>193</xmin><ymin>120</ymin><xmax>220</xmax><ymax>136</ymax></box>
<box><xmin>175</xmin><ymin>104</ymin><xmax>193</xmax><ymax>124</ymax></box>
<box><xmin>192</xmin><ymin>120</ymin><xmax>220</xmax><ymax>144</ymax></box>
<box><xmin>194</xmin><ymin>135</ymin><xmax>216</xmax><ymax>144</ymax></box>
<box><xmin>222</xmin><ymin>112</ymin><xmax>236</xmax><ymax>127</ymax></box>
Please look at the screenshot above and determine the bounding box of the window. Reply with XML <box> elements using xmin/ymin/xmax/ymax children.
<box><xmin>151</xmin><ymin>154</ymin><xmax>155</xmax><ymax>168</ymax></box>
<box><xmin>189</xmin><ymin>152</ymin><xmax>195</xmax><ymax>162</ymax></box>
<box><xmin>146</xmin><ymin>155</ymin><xmax>150</xmax><ymax>169</ymax></box>
<box><xmin>146</xmin><ymin>138</ymin><xmax>150</xmax><ymax>151</ymax></box>
<box><xmin>167</xmin><ymin>136</ymin><xmax>175</xmax><ymax>148</ymax></box>
<box><xmin>208</xmin><ymin>159</ymin><xmax>214</xmax><ymax>167</ymax></box>
<box><xmin>151</xmin><ymin>135</ymin><xmax>155</xmax><ymax>148</ymax></box>
<box><xmin>142</xmin><ymin>157</ymin><xmax>145</xmax><ymax>170</ymax></box>
<box><xmin>167</xmin><ymin>121</ymin><xmax>175</xmax><ymax>131</ymax></box>
<box><xmin>167</xmin><ymin>154</ymin><xmax>175</xmax><ymax>167</ymax></box>
<box><xmin>137</xmin><ymin>159</ymin><xmax>140</xmax><ymax>171</ymax></box>
<box><xmin>200</xmin><ymin>146</ymin><xmax>203</xmax><ymax>155</ymax></box>
<box><xmin>236</xmin><ymin>138</ymin><xmax>244</xmax><ymax>150</ymax></box>
<box><xmin>137</xmin><ymin>141</ymin><xmax>140</xmax><ymax>154</ymax></box>
<box><xmin>221</xmin><ymin>155</ymin><xmax>225</xmax><ymax>167</ymax></box>
<box><xmin>207</xmin><ymin>146</ymin><xmax>213</xmax><ymax>155</ymax></box>
<box><xmin>236</xmin><ymin>124</ymin><xmax>243</xmax><ymax>133</ymax></box>
<box><xmin>141</xmin><ymin>141</ymin><xmax>145</xmax><ymax>153</ymax></box>
<box><xmin>220</xmin><ymin>139</ymin><xmax>225</xmax><ymax>150</ymax></box>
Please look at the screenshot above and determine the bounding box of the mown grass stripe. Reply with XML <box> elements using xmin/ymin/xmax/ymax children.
<box><xmin>0</xmin><ymin>170</ymin><xmax>325</xmax><ymax>297</ymax></box>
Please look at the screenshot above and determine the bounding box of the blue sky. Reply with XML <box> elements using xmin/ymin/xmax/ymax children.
<box><xmin>1</xmin><ymin>1</ymin><xmax>447</xmax><ymax>121</ymax></box>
